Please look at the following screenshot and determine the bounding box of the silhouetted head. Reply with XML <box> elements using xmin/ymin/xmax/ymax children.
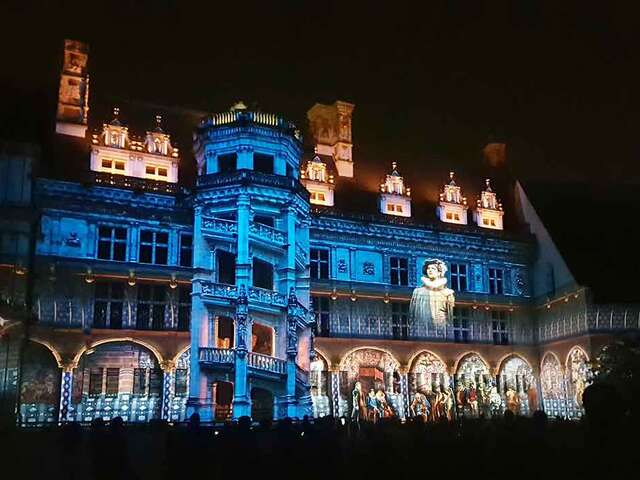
<box><xmin>583</xmin><ymin>382</ymin><xmax>624</xmax><ymax>425</ymax></box>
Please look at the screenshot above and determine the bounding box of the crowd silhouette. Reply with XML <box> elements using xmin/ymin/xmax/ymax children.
<box><xmin>1</xmin><ymin>383</ymin><xmax>637</xmax><ymax>480</ymax></box>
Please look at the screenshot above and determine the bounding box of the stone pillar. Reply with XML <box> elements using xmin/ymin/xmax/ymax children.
<box><xmin>399</xmin><ymin>367</ymin><xmax>410</xmax><ymax>419</ymax></box>
<box><xmin>284</xmin><ymin>288</ymin><xmax>299</xmax><ymax>418</ymax></box>
<box><xmin>186</xmin><ymin>290</ymin><xmax>213</xmax><ymax>420</ymax></box>
<box><xmin>161</xmin><ymin>361</ymin><xmax>176</xmax><ymax>421</ymax></box>
<box><xmin>330</xmin><ymin>368</ymin><xmax>341</xmax><ymax>417</ymax></box>
<box><xmin>237</xmin><ymin>145</ymin><xmax>253</xmax><ymax>170</ymax></box>
<box><xmin>58</xmin><ymin>366</ymin><xmax>73</xmax><ymax>423</ymax></box>
<box><xmin>233</xmin><ymin>286</ymin><xmax>251</xmax><ymax>418</ymax></box>
<box><xmin>236</xmin><ymin>194</ymin><xmax>251</xmax><ymax>287</ymax></box>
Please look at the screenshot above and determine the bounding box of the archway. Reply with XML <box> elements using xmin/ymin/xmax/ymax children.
<box><xmin>71</xmin><ymin>341</ymin><xmax>163</xmax><ymax>422</ymax></box>
<box><xmin>408</xmin><ymin>351</ymin><xmax>450</xmax><ymax>422</ymax></box>
<box><xmin>498</xmin><ymin>354</ymin><xmax>535</xmax><ymax>416</ymax></box>
<box><xmin>310</xmin><ymin>353</ymin><xmax>331</xmax><ymax>417</ymax></box>
<box><xmin>566</xmin><ymin>346</ymin><xmax>589</xmax><ymax>416</ymax></box>
<box><xmin>251</xmin><ymin>323</ymin><xmax>273</xmax><ymax>356</ymax></box>
<box><xmin>339</xmin><ymin>347</ymin><xmax>403</xmax><ymax>420</ymax></box>
<box><xmin>251</xmin><ymin>387</ymin><xmax>273</xmax><ymax>421</ymax></box>
<box><xmin>214</xmin><ymin>381</ymin><xmax>234</xmax><ymax>421</ymax></box>
<box><xmin>540</xmin><ymin>352</ymin><xmax>566</xmax><ymax>417</ymax></box>
<box><xmin>455</xmin><ymin>353</ymin><xmax>493</xmax><ymax>418</ymax></box>
<box><xmin>18</xmin><ymin>341</ymin><xmax>61</xmax><ymax>425</ymax></box>
<box><xmin>216</xmin><ymin>316</ymin><xmax>234</xmax><ymax>349</ymax></box>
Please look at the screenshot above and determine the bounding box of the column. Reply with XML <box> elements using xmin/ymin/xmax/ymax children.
<box><xmin>186</xmin><ymin>290</ymin><xmax>212</xmax><ymax>420</ymax></box>
<box><xmin>284</xmin><ymin>288</ymin><xmax>298</xmax><ymax>418</ymax></box>
<box><xmin>58</xmin><ymin>366</ymin><xmax>73</xmax><ymax>423</ymax></box>
<box><xmin>161</xmin><ymin>361</ymin><xmax>175</xmax><ymax>421</ymax></box>
<box><xmin>233</xmin><ymin>286</ymin><xmax>251</xmax><ymax>418</ymax></box>
<box><xmin>236</xmin><ymin>194</ymin><xmax>251</xmax><ymax>287</ymax></box>
<box><xmin>399</xmin><ymin>368</ymin><xmax>409</xmax><ymax>419</ymax></box>
<box><xmin>330</xmin><ymin>368</ymin><xmax>341</xmax><ymax>417</ymax></box>
<box><xmin>237</xmin><ymin>145</ymin><xmax>253</xmax><ymax>170</ymax></box>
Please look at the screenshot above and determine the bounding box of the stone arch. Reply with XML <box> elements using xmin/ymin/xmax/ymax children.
<box><xmin>310</xmin><ymin>353</ymin><xmax>331</xmax><ymax>418</ymax></box>
<box><xmin>565</xmin><ymin>345</ymin><xmax>590</xmax><ymax>411</ymax></box>
<box><xmin>172</xmin><ymin>344</ymin><xmax>191</xmax><ymax>366</ymax></box>
<box><xmin>454</xmin><ymin>351</ymin><xmax>491</xmax><ymax>376</ymax></box>
<box><xmin>565</xmin><ymin>345</ymin><xmax>589</xmax><ymax>370</ymax></box>
<box><xmin>70</xmin><ymin>341</ymin><xmax>164</xmax><ymax>423</ymax></box>
<box><xmin>29</xmin><ymin>338</ymin><xmax>63</xmax><ymax>368</ymax></box>
<box><xmin>338</xmin><ymin>347</ymin><xmax>404</xmax><ymax>419</ymax></box>
<box><xmin>540</xmin><ymin>351</ymin><xmax>564</xmax><ymax>402</ymax></box>
<box><xmin>497</xmin><ymin>352</ymin><xmax>533</xmax><ymax>375</ymax></box>
<box><xmin>72</xmin><ymin>336</ymin><xmax>164</xmax><ymax>368</ymax></box>
<box><xmin>18</xmin><ymin>341</ymin><xmax>62</xmax><ymax>424</ymax></box>
<box><xmin>313</xmin><ymin>347</ymin><xmax>332</xmax><ymax>370</ymax></box>
<box><xmin>498</xmin><ymin>353</ymin><xmax>536</xmax><ymax>415</ymax></box>
<box><xmin>407</xmin><ymin>349</ymin><xmax>446</xmax><ymax>373</ymax></box>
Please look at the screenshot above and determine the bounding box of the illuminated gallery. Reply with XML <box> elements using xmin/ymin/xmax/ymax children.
<box><xmin>0</xmin><ymin>40</ymin><xmax>635</xmax><ymax>425</ymax></box>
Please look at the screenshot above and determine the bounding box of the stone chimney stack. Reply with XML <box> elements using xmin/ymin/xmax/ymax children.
<box><xmin>307</xmin><ymin>100</ymin><xmax>355</xmax><ymax>178</ymax></box>
<box><xmin>55</xmin><ymin>39</ymin><xmax>90</xmax><ymax>138</ymax></box>
<box><xmin>483</xmin><ymin>141</ymin><xmax>506</xmax><ymax>168</ymax></box>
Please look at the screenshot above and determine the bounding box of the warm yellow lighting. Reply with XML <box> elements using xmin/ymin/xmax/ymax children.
<box><xmin>383</xmin><ymin>292</ymin><xmax>390</xmax><ymax>304</ymax></box>
<box><xmin>85</xmin><ymin>269</ymin><xmax>95</xmax><ymax>284</ymax></box>
<box><xmin>330</xmin><ymin>288</ymin><xmax>338</xmax><ymax>301</ymax></box>
<box><xmin>128</xmin><ymin>270</ymin><xmax>136</xmax><ymax>287</ymax></box>
<box><xmin>350</xmin><ymin>289</ymin><xmax>357</xmax><ymax>302</ymax></box>
<box><xmin>169</xmin><ymin>274</ymin><xmax>178</xmax><ymax>289</ymax></box>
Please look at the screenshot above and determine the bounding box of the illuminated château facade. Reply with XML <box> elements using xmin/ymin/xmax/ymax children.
<box><xmin>0</xmin><ymin>40</ymin><xmax>637</xmax><ymax>425</ymax></box>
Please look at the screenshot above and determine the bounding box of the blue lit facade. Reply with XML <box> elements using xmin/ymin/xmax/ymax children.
<box><xmin>1</xmin><ymin>40</ymin><xmax>638</xmax><ymax>425</ymax></box>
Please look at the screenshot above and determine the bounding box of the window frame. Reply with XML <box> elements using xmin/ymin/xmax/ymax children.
<box><xmin>452</xmin><ymin>307</ymin><xmax>471</xmax><ymax>343</ymax></box>
<box><xmin>488</xmin><ymin>268</ymin><xmax>504</xmax><ymax>295</ymax></box>
<box><xmin>138</xmin><ymin>229</ymin><xmax>169</xmax><ymax>265</ymax></box>
<box><xmin>391</xmin><ymin>302</ymin><xmax>409</xmax><ymax>340</ymax></box>
<box><xmin>312</xmin><ymin>296</ymin><xmax>331</xmax><ymax>336</ymax></box>
<box><xmin>389</xmin><ymin>256</ymin><xmax>409</xmax><ymax>286</ymax></box>
<box><xmin>450</xmin><ymin>263</ymin><xmax>468</xmax><ymax>292</ymax></box>
<box><xmin>97</xmin><ymin>225</ymin><xmax>128</xmax><ymax>261</ymax></box>
<box><xmin>309</xmin><ymin>248</ymin><xmax>330</xmax><ymax>280</ymax></box>
<box><xmin>93</xmin><ymin>281</ymin><xmax>125</xmax><ymax>329</ymax></box>
<box><xmin>179</xmin><ymin>232</ymin><xmax>193</xmax><ymax>267</ymax></box>
<box><xmin>136</xmin><ymin>284</ymin><xmax>168</xmax><ymax>330</ymax></box>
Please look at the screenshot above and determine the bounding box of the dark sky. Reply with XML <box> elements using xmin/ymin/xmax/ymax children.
<box><xmin>1</xmin><ymin>0</ymin><xmax>639</xmax><ymax>301</ymax></box>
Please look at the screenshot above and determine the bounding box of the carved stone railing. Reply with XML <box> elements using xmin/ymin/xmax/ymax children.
<box><xmin>314</xmin><ymin>312</ymin><xmax>536</xmax><ymax>345</ymax></box>
<box><xmin>248</xmin><ymin>287</ymin><xmax>287</xmax><ymax>307</ymax></box>
<box><xmin>538</xmin><ymin>305</ymin><xmax>640</xmax><ymax>342</ymax></box>
<box><xmin>249</xmin><ymin>222</ymin><xmax>285</xmax><ymax>245</ymax></box>
<box><xmin>198</xmin><ymin>110</ymin><xmax>301</xmax><ymax>140</ymax></box>
<box><xmin>90</xmin><ymin>171</ymin><xmax>178</xmax><ymax>194</ymax></box>
<box><xmin>197</xmin><ymin>170</ymin><xmax>307</xmax><ymax>195</ymax></box>
<box><xmin>201</xmin><ymin>216</ymin><xmax>238</xmax><ymax>235</ymax></box>
<box><xmin>200</xmin><ymin>282</ymin><xmax>238</xmax><ymax>300</ymax></box>
<box><xmin>296</xmin><ymin>365</ymin><xmax>310</xmax><ymax>386</ymax></box>
<box><xmin>247</xmin><ymin>352</ymin><xmax>286</xmax><ymax>375</ymax></box>
<box><xmin>198</xmin><ymin>347</ymin><xmax>235</xmax><ymax>366</ymax></box>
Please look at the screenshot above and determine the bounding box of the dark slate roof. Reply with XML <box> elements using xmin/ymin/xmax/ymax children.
<box><xmin>521</xmin><ymin>181</ymin><xmax>639</xmax><ymax>303</ymax></box>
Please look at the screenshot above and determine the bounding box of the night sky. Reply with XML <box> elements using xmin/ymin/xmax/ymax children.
<box><xmin>1</xmin><ymin>0</ymin><xmax>638</xmax><ymax>301</ymax></box>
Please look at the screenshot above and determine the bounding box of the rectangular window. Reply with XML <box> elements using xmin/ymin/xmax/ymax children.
<box><xmin>310</xmin><ymin>191</ymin><xmax>326</xmax><ymax>202</ymax></box>
<box><xmin>453</xmin><ymin>307</ymin><xmax>471</xmax><ymax>343</ymax></box>
<box><xmin>93</xmin><ymin>282</ymin><xmax>125</xmax><ymax>329</ymax></box>
<box><xmin>218</xmin><ymin>153</ymin><xmax>237</xmax><ymax>173</ymax></box>
<box><xmin>386</xmin><ymin>203</ymin><xmax>403</xmax><ymax>213</ymax></box>
<box><xmin>252</xmin><ymin>257</ymin><xmax>274</xmax><ymax>290</ymax></box>
<box><xmin>100</xmin><ymin>158</ymin><xmax>126</xmax><ymax>173</ymax></box>
<box><xmin>89</xmin><ymin>368</ymin><xmax>103</xmax><ymax>395</ymax></box>
<box><xmin>139</xmin><ymin>230</ymin><xmax>169</xmax><ymax>265</ymax></box>
<box><xmin>450</xmin><ymin>263</ymin><xmax>468</xmax><ymax>292</ymax></box>
<box><xmin>105</xmin><ymin>368</ymin><xmax>120</xmax><ymax>395</ymax></box>
<box><xmin>310</xmin><ymin>248</ymin><xmax>330</xmax><ymax>280</ymax></box>
<box><xmin>217</xmin><ymin>250</ymin><xmax>236</xmax><ymax>285</ymax></box>
<box><xmin>145</xmin><ymin>164</ymin><xmax>169</xmax><ymax>180</ymax></box>
<box><xmin>133</xmin><ymin>368</ymin><xmax>147</xmax><ymax>395</ymax></box>
<box><xmin>488</xmin><ymin>268</ymin><xmax>504</xmax><ymax>295</ymax></box>
<box><xmin>492</xmin><ymin>310</ymin><xmax>509</xmax><ymax>345</ymax></box>
<box><xmin>254</xmin><ymin>215</ymin><xmax>274</xmax><ymax>227</ymax></box>
<box><xmin>175</xmin><ymin>369</ymin><xmax>188</xmax><ymax>395</ymax></box>
<box><xmin>253</xmin><ymin>153</ymin><xmax>274</xmax><ymax>174</ymax></box>
<box><xmin>312</xmin><ymin>296</ymin><xmax>331</xmax><ymax>336</ymax></box>
<box><xmin>177</xmin><ymin>285</ymin><xmax>191</xmax><ymax>331</ymax></box>
<box><xmin>391</xmin><ymin>302</ymin><xmax>409</xmax><ymax>340</ymax></box>
<box><xmin>136</xmin><ymin>284</ymin><xmax>167</xmax><ymax>330</ymax></box>
<box><xmin>97</xmin><ymin>226</ymin><xmax>127</xmax><ymax>261</ymax></box>
<box><xmin>390</xmin><ymin>257</ymin><xmax>409</xmax><ymax>286</ymax></box>
<box><xmin>179</xmin><ymin>233</ymin><xmax>193</xmax><ymax>267</ymax></box>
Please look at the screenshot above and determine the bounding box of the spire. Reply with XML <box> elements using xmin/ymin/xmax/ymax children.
<box><xmin>230</xmin><ymin>100</ymin><xmax>248</xmax><ymax>111</ymax></box>
<box><xmin>154</xmin><ymin>114</ymin><xmax>164</xmax><ymax>133</ymax></box>
<box><xmin>110</xmin><ymin>106</ymin><xmax>121</xmax><ymax>126</ymax></box>
<box><xmin>475</xmin><ymin>177</ymin><xmax>504</xmax><ymax>229</ymax></box>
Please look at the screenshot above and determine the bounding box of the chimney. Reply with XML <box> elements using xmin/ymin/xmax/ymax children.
<box><xmin>307</xmin><ymin>100</ymin><xmax>355</xmax><ymax>178</ymax></box>
<box><xmin>55</xmin><ymin>39</ymin><xmax>90</xmax><ymax>138</ymax></box>
<box><xmin>483</xmin><ymin>141</ymin><xmax>506</xmax><ymax>168</ymax></box>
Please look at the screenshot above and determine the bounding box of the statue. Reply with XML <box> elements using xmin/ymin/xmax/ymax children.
<box><xmin>409</xmin><ymin>259</ymin><xmax>455</xmax><ymax>327</ymax></box>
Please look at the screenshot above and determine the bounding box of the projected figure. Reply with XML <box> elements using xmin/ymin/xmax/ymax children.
<box><xmin>410</xmin><ymin>259</ymin><xmax>455</xmax><ymax>327</ymax></box>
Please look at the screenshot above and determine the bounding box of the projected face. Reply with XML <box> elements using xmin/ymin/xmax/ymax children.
<box><xmin>426</xmin><ymin>264</ymin><xmax>439</xmax><ymax>280</ymax></box>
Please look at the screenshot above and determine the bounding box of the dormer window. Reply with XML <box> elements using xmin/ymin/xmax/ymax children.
<box><xmin>301</xmin><ymin>154</ymin><xmax>335</xmax><ymax>206</ymax></box>
<box><xmin>475</xmin><ymin>179</ymin><xmax>504</xmax><ymax>230</ymax></box>
<box><xmin>438</xmin><ymin>172</ymin><xmax>468</xmax><ymax>225</ymax></box>
<box><xmin>145</xmin><ymin>164</ymin><xmax>169</xmax><ymax>180</ymax></box>
<box><xmin>379</xmin><ymin>162</ymin><xmax>411</xmax><ymax>217</ymax></box>
<box><xmin>100</xmin><ymin>158</ymin><xmax>126</xmax><ymax>175</ymax></box>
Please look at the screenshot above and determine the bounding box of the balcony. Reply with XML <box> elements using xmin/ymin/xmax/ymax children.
<box><xmin>90</xmin><ymin>171</ymin><xmax>178</xmax><ymax>194</ymax></box>
<box><xmin>201</xmin><ymin>217</ymin><xmax>237</xmax><ymax>236</ymax></box>
<box><xmin>538</xmin><ymin>305</ymin><xmax>640</xmax><ymax>342</ymax></box>
<box><xmin>197</xmin><ymin>170</ymin><xmax>306</xmax><ymax>195</ymax></box>
<box><xmin>199</xmin><ymin>347</ymin><xmax>235</xmax><ymax>366</ymax></box>
<box><xmin>248</xmin><ymin>286</ymin><xmax>287</xmax><ymax>307</ymax></box>
<box><xmin>249</xmin><ymin>222</ymin><xmax>285</xmax><ymax>246</ymax></box>
<box><xmin>248</xmin><ymin>351</ymin><xmax>286</xmax><ymax>376</ymax></box>
<box><xmin>315</xmin><ymin>312</ymin><xmax>535</xmax><ymax>344</ymax></box>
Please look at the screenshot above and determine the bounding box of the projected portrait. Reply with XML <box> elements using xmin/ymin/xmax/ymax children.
<box><xmin>410</xmin><ymin>259</ymin><xmax>455</xmax><ymax>327</ymax></box>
